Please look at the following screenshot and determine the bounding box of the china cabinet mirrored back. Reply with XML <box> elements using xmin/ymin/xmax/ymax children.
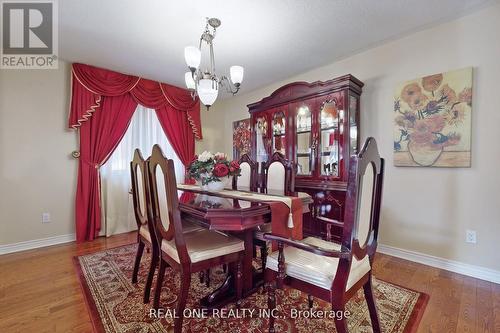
<box><xmin>248</xmin><ymin>75</ymin><xmax>363</xmax><ymax>239</ymax></box>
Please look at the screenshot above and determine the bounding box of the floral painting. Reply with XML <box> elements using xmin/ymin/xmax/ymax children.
<box><xmin>232</xmin><ymin>118</ymin><xmax>251</xmax><ymax>160</ymax></box>
<box><xmin>394</xmin><ymin>67</ymin><xmax>472</xmax><ymax>167</ymax></box>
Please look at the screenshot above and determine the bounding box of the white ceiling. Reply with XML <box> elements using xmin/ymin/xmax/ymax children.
<box><xmin>59</xmin><ymin>0</ymin><xmax>496</xmax><ymax>95</ymax></box>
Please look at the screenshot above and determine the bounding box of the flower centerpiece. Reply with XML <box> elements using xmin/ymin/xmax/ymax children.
<box><xmin>187</xmin><ymin>151</ymin><xmax>241</xmax><ymax>191</ymax></box>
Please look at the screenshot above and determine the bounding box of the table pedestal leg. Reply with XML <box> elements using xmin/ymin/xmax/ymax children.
<box><xmin>200</xmin><ymin>230</ymin><xmax>256</xmax><ymax>308</ymax></box>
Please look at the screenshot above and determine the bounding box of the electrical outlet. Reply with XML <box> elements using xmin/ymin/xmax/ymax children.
<box><xmin>42</xmin><ymin>212</ymin><xmax>51</xmax><ymax>223</ymax></box>
<box><xmin>466</xmin><ymin>229</ymin><xmax>477</xmax><ymax>244</ymax></box>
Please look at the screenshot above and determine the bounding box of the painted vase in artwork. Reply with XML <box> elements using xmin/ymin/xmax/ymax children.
<box><xmin>408</xmin><ymin>141</ymin><xmax>443</xmax><ymax>166</ymax></box>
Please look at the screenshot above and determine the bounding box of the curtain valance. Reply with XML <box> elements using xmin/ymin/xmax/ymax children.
<box><xmin>69</xmin><ymin>63</ymin><xmax>202</xmax><ymax>140</ymax></box>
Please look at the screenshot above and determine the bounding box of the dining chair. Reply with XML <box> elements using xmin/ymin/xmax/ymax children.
<box><xmin>264</xmin><ymin>137</ymin><xmax>384</xmax><ymax>333</ymax></box>
<box><xmin>253</xmin><ymin>152</ymin><xmax>295</xmax><ymax>273</ymax></box>
<box><xmin>130</xmin><ymin>149</ymin><xmax>158</xmax><ymax>304</ymax></box>
<box><xmin>148</xmin><ymin>145</ymin><xmax>245</xmax><ymax>333</ymax></box>
<box><xmin>232</xmin><ymin>153</ymin><xmax>258</xmax><ymax>191</ymax></box>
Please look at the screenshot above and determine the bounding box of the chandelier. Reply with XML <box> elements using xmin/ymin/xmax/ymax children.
<box><xmin>184</xmin><ymin>17</ymin><xmax>244</xmax><ymax>109</ymax></box>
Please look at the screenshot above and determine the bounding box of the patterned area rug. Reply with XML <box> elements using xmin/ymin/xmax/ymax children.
<box><xmin>74</xmin><ymin>244</ymin><xmax>428</xmax><ymax>333</ymax></box>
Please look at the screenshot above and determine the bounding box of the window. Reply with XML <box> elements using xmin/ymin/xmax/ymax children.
<box><xmin>100</xmin><ymin>105</ymin><xmax>184</xmax><ymax>236</ymax></box>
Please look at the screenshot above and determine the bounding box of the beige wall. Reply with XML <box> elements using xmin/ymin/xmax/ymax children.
<box><xmin>0</xmin><ymin>61</ymin><xmax>77</xmax><ymax>245</ymax></box>
<box><xmin>197</xmin><ymin>4</ymin><xmax>500</xmax><ymax>271</ymax></box>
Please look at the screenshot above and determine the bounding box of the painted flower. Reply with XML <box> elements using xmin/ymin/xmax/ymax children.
<box><xmin>407</xmin><ymin>93</ymin><xmax>429</xmax><ymax>111</ymax></box>
<box><xmin>422</xmin><ymin>74</ymin><xmax>443</xmax><ymax>93</ymax></box>
<box><xmin>401</xmin><ymin>83</ymin><xmax>422</xmax><ymax>104</ymax></box>
<box><xmin>444</xmin><ymin>104</ymin><xmax>465</xmax><ymax>126</ymax></box>
<box><xmin>213</xmin><ymin>163</ymin><xmax>229</xmax><ymax>177</ymax></box>
<box><xmin>409</xmin><ymin>116</ymin><xmax>445</xmax><ymax>145</ymax></box>
<box><xmin>458</xmin><ymin>87</ymin><xmax>472</xmax><ymax>106</ymax></box>
<box><xmin>439</xmin><ymin>84</ymin><xmax>457</xmax><ymax>105</ymax></box>
<box><xmin>395</xmin><ymin>111</ymin><xmax>416</xmax><ymax>128</ymax></box>
<box><xmin>409</xmin><ymin>122</ymin><xmax>434</xmax><ymax>145</ymax></box>
<box><xmin>198</xmin><ymin>151</ymin><xmax>214</xmax><ymax>162</ymax></box>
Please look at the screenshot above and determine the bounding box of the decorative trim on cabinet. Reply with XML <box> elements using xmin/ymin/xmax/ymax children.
<box><xmin>247</xmin><ymin>75</ymin><xmax>364</xmax><ymax>113</ymax></box>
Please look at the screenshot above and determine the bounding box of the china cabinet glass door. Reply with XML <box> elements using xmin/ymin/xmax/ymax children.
<box><xmin>295</xmin><ymin>105</ymin><xmax>313</xmax><ymax>176</ymax></box>
<box><xmin>272</xmin><ymin>111</ymin><xmax>286</xmax><ymax>155</ymax></box>
<box><xmin>319</xmin><ymin>100</ymin><xmax>340</xmax><ymax>177</ymax></box>
<box><xmin>254</xmin><ymin>115</ymin><xmax>269</xmax><ymax>163</ymax></box>
<box><xmin>349</xmin><ymin>95</ymin><xmax>359</xmax><ymax>154</ymax></box>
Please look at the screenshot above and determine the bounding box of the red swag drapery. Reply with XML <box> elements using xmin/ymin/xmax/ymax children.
<box><xmin>69</xmin><ymin>63</ymin><xmax>201</xmax><ymax>242</ymax></box>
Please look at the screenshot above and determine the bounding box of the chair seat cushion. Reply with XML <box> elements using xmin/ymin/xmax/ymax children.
<box><xmin>161</xmin><ymin>229</ymin><xmax>244</xmax><ymax>263</ymax></box>
<box><xmin>140</xmin><ymin>221</ymin><xmax>203</xmax><ymax>244</ymax></box>
<box><xmin>266</xmin><ymin>237</ymin><xmax>371</xmax><ymax>290</ymax></box>
<box><xmin>182</xmin><ymin>220</ymin><xmax>205</xmax><ymax>234</ymax></box>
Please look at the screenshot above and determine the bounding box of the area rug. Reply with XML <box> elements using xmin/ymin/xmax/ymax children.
<box><xmin>74</xmin><ymin>244</ymin><xmax>428</xmax><ymax>333</ymax></box>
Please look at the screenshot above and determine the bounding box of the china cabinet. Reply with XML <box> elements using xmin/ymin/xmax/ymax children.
<box><xmin>247</xmin><ymin>75</ymin><xmax>363</xmax><ymax>239</ymax></box>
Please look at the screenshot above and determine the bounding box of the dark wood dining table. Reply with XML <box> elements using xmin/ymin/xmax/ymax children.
<box><xmin>178</xmin><ymin>186</ymin><xmax>312</xmax><ymax>308</ymax></box>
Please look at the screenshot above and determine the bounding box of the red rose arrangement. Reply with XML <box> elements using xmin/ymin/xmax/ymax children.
<box><xmin>187</xmin><ymin>151</ymin><xmax>241</xmax><ymax>186</ymax></box>
<box><xmin>213</xmin><ymin>163</ymin><xmax>229</xmax><ymax>177</ymax></box>
<box><xmin>229</xmin><ymin>161</ymin><xmax>239</xmax><ymax>173</ymax></box>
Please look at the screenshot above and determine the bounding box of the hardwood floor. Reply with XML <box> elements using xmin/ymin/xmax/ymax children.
<box><xmin>0</xmin><ymin>232</ymin><xmax>499</xmax><ymax>333</ymax></box>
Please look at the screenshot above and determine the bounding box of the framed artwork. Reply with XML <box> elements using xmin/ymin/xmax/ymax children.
<box><xmin>232</xmin><ymin>118</ymin><xmax>251</xmax><ymax>160</ymax></box>
<box><xmin>394</xmin><ymin>67</ymin><xmax>472</xmax><ymax>167</ymax></box>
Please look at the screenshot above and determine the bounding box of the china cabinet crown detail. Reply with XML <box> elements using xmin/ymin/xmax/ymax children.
<box><xmin>247</xmin><ymin>75</ymin><xmax>363</xmax><ymax>238</ymax></box>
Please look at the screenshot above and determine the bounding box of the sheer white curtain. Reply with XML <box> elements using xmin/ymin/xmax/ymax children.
<box><xmin>100</xmin><ymin>105</ymin><xmax>184</xmax><ymax>237</ymax></box>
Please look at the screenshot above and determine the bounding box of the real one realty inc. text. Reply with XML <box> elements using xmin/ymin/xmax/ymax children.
<box><xmin>150</xmin><ymin>308</ymin><xmax>351</xmax><ymax>320</ymax></box>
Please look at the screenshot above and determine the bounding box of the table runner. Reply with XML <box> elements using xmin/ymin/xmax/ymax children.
<box><xmin>177</xmin><ymin>184</ymin><xmax>304</xmax><ymax>229</ymax></box>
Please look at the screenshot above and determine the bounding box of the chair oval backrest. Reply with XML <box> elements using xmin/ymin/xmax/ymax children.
<box><xmin>342</xmin><ymin>137</ymin><xmax>385</xmax><ymax>261</ymax></box>
<box><xmin>148</xmin><ymin>144</ymin><xmax>190</xmax><ymax>264</ymax></box>
<box><xmin>130</xmin><ymin>149</ymin><xmax>148</xmax><ymax>227</ymax></box>
<box><xmin>233</xmin><ymin>154</ymin><xmax>258</xmax><ymax>191</ymax></box>
<box><xmin>267</xmin><ymin>162</ymin><xmax>285</xmax><ymax>192</ymax></box>
<box><xmin>136</xmin><ymin>167</ymin><xmax>146</xmax><ymax>216</ymax></box>
<box><xmin>263</xmin><ymin>152</ymin><xmax>294</xmax><ymax>195</ymax></box>
<box><xmin>356</xmin><ymin>162</ymin><xmax>375</xmax><ymax>248</ymax></box>
<box><xmin>237</xmin><ymin>162</ymin><xmax>252</xmax><ymax>189</ymax></box>
<box><xmin>155</xmin><ymin>165</ymin><xmax>170</xmax><ymax>232</ymax></box>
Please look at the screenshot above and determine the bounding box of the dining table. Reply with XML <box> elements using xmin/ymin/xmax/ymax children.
<box><xmin>177</xmin><ymin>184</ymin><xmax>313</xmax><ymax>308</ymax></box>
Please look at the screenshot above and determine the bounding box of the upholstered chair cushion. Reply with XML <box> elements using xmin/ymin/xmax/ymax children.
<box><xmin>140</xmin><ymin>221</ymin><xmax>203</xmax><ymax>245</ymax></box>
<box><xmin>357</xmin><ymin>163</ymin><xmax>374</xmax><ymax>247</ymax></box>
<box><xmin>266</xmin><ymin>237</ymin><xmax>370</xmax><ymax>290</ymax></box>
<box><xmin>182</xmin><ymin>220</ymin><xmax>205</xmax><ymax>234</ymax></box>
<box><xmin>237</xmin><ymin>162</ymin><xmax>252</xmax><ymax>189</ymax></box>
<box><xmin>155</xmin><ymin>167</ymin><xmax>171</xmax><ymax>231</ymax></box>
<box><xmin>267</xmin><ymin>162</ymin><xmax>286</xmax><ymax>192</ymax></box>
<box><xmin>161</xmin><ymin>229</ymin><xmax>244</xmax><ymax>263</ymax></box>
<box><xmin>136</xmin><ymin>166</ymin><xmax>147</xmax><ymax>217</ymax></box>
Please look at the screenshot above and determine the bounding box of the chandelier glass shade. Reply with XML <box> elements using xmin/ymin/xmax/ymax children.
<box><xmin>197</xmin><ymin>78</ymin><xmax>219</xmax><ymax>106</ymax></box>
<box><xmin>184</xmin><ymin>18</ymin><xmax>244</xmax><ymax>109</ymax></box>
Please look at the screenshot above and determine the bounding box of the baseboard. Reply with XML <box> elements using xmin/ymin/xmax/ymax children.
<box><xmin>1</xmin><ymin>235</ymin><xmax>499</xmax><ymax>284</ymax></box>
<box><xmin>378</xmin><ymin>243</ymin><xmax>500</xmax><ymax>285</ymax></box>
<box><xmin>0</xmin><ymin>233</ymin><xmax>76</xmax><ymax>255</ymax></box>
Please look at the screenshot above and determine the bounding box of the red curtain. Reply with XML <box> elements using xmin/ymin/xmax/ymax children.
<box><xmin>155</xmin><ymin>105</ymin><xmax>197</xmax><ymax>202</ymax></box>
<box><xmin>69</xmin><ymin>63</ymin><xmax>201</xmax><ymax>242</ymax></box>
<box><xmin>69</xmin><ymin>64</ymin><xmax>202</xmax><ymax>139</ymax></box>
<box><xmin>76</xmin><ymin>95</ymin><xmax>137</xmax><ymax>241</ymax></box>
